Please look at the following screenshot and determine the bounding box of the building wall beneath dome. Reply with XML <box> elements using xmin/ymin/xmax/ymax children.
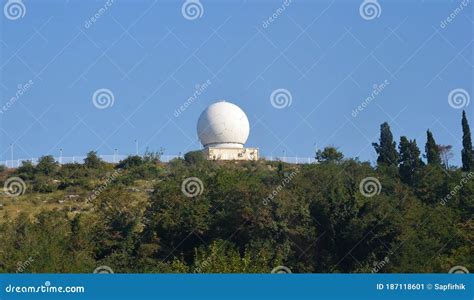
<box><xmin>203</xmin><ymin>147</ymin><xmax>259</xmax><ymax>161</ymax></box>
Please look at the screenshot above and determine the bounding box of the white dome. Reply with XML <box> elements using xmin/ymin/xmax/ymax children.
<box><xmin>197</xmin><ymin>101</ymin><xmax>250</xmax><ymax>148</ymax></box>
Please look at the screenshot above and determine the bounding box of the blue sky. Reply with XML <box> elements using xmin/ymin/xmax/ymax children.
<box><xmin>0</xmin><ymin>0</ymin><xmax>472</xmax><ymax>165</ymax></box>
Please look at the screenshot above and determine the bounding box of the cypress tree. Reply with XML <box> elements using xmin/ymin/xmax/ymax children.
<box><xmin>399</xmin><ymin>137</ymin><xmax>424</xmax><ymax>185</ymax></box>
<box><xmin>372</xmin><ymin>122</ymin><xmax>399</xmax><ymax>166</ymax></box>
<box><xmin>425</xmin><ymin>130</ymin><xmax>441</xmax><ymax>165</ymax></box>
<box><xmin>461</xmin><ymin>110</ymin><xmax>473</xmax><ymax>171</ymax></box>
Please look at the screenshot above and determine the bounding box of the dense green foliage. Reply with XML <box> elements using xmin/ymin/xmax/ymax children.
<box><xmin>315</xmin><ymin>147</ymin><xmax>344</xmax><ymax>163</ymax></box>
<box><xmin>0</xmin><ymin>115</ymin><xmax>472</xmax><ymax>274</ymax></box>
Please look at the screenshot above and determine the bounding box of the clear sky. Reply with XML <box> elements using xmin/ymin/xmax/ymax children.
<box><xmin>0</xmin><ymin>0</ymin><xmax>472</xmax><ymax>166</ymax></box>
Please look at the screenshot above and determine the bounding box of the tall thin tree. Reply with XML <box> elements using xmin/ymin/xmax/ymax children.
<box><xmin>425</xmin><ymin>130</ymin><xmax>441</xmax><ymax>165</ymax></box>
<box><xmin>399</xmin><ymin>137</ymin><xmax>424</xmax><ymax>185</ymax></box>
<box><xmin>373</xmin><ymin>122</ymin><xmax>399</xmax><ymax>166</ymax></box>
<box><xmin>461</xmin><ymin>110</ymin><xmax>473</xmax><ymax>171</ymax></box>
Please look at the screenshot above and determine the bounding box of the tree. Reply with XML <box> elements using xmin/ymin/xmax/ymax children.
<box><xmin>117</xmin><ymin>155</ymin><xmax>144</xmax><ymax>169</ymax></box>
<box><xmin>438</xmin><ymin>145</ymin><xmax>453</xmax><ymax>170</ymax></box>
<box><xmin>398</xmin><ymin>137</ymin><xmax>424</xmax><ymax>185</ymax></box>
<box><xmin>143</xmin><ymin>148</ymin><xmax>163</xmax><ymax>163</ymax></box>
<box><xmin>461</xmin><ymin>110</ymin><xmax>473</xmax><ymax>171</ymax></box>
<box><xmin>16</xmin><ymin>160</ymin><xmax>36</xmax><ymax>180</ymax></box>
<box><xmin>192</xmin><ymin>240</ymin><xmax>276</xmax><ymax>273</ymax></box>
<box><xmin>315</xmin><ymin>146</ymin><xmax>344</xmax><ymax>163</ymax></box>
<box><xmin>372</xmin><ymin>122</ymin><xmax>399</xmax><ymax>166</ymax></box>
<box><xmin>92</xmin><ymin>188</ymin><xmax>144</xmax><ymax>259</ymax></box>
<box><xmin>36</xmin><ymin>155</ymin><xmax>58</xmax><ymax>175</ymax></box>
<box><xmin>184</xmin><ymin>150</ymin><xmax>206</xmax><ymax>165</ymax></box>
<box><xmin>84</xmin><ymin>151</ymin><xmax>104</xmax><ymax>169</ymax></box>
<box><xmin>425</xmin><ymin>130</ymin><xmax>441</xmax><ymax>165</ymax></box>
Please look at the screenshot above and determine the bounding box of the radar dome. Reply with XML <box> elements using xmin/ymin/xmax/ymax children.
<box><xmin>197</xmin><ymin>101</ymin><xmax>250</xmax><ymax>148</ymax></box>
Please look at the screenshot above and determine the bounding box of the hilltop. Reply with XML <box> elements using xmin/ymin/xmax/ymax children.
<box><xmin>0</xmin><ymin>149</ymin><xmax>472</xmax><ymax>273</ymax></box>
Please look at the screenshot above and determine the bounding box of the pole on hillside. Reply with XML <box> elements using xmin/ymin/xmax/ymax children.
<box><xmin>10</xmin><ymin>144</ymin><xmax>13</xmax><ymax>168</ymax></box>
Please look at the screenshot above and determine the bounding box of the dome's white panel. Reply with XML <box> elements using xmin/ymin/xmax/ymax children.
<box><xmin>197</xmin><ymin>101</ymin><xmax>250</xmax><ymax>148</ymax></box>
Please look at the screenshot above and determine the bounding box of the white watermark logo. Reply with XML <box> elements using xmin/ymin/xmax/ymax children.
<box><xmin>3</xmin><ymin>177</ymin><xmax>26</xmax><ymax>197</ymax></box>
<box><xmin>0</xmin><ymin>79</ymin><xmax>34</xmax><ymax>115</ymax></box>
<box><xmin>372</xmin><ymin>256</ymin><xmax>390</xmax><ymax>273</ymax></box>
<box><xmin>174</xmin><ymin>80</ymin><xmax>212</xmax><ymax>118</ymax></box>
<box><xmin>270</xmin><ymin>88</ymin><xmax>292</xmax><ymax>109</ymax></box>
<box><xmin>448</xmin><ymin>266</ymin><xmax>469</xmax><ymax>274</ymax></box>
<box><xmin>84</xmin><ymin>0</ymin><xmax>114</xmax><ymax>29</ymax></box>
<box><xmin>85</xmin><ymin>169</ymin><xmax>123</xmax><ymax>202</ymax></box>
<box><xmin>4</xmin><ymin>0</ymin><xmax>26</xmax><ymax>20</ymax></box>
<box><xmin>448</xmin><ymin>88</ymin><xmax>470</xmax><ymax>109</ymax></box>
<box><xmin>359</xmin><ymin>177</ymin><xmax>381</xmax><ymax>197</ymax></box>
<box><xmin>5</xmin><ymin>281</ymin><xmax>85</xmax><ymax>294</ymax></box>
<box><xmin>359</xmin><ymin>0</ymin><xmax>381</xmax><ymax>21</ymax></box>
<box><xmin>263</xmin><ymin>169</ymin><xmax>299</xmax><ymax>205</ymax></box>
<box><xmin>262</xmin><ymin>0</ymin><xmax>292</xmax><ymax>29</ymax></box>
<box><xmin>440</xmin><ymin>0</ymin><xmax>471</xmax><ymax>29</ymax></box>
<box><xmin>271</xmin><ymin>265</ymin><xmax>292</xmax><ymax>274</ymax></box>
<box><xmin>181</xmin><ymin>177</ymin><xmax>204</xmax><ymax>197</ymax></box>
<box><xmin>352</xmin><ymin>80</ymin><xmax>389</xmax><ymax>118</ymax></box>
<box><xmin>440</xmin><ymin>172</ymin><xmax>473</xmax><ymax>206</ymax></box>
<box><xmin>93</xmin><ymin>265</ymin><xmax>114</xmax><ymax>274</ymax></box>
<box><xmin>16</xmin><ymin>253</ymin><xmax>38</xmax><ymax>273</ymax></box>
<box><xmin>181</xmin><ymin>0</ymin><xmax>203</xmax><ymax>21</ymax></box>
<box><xmin>92</xmin><ymin>88</ymin><xmax>115</xmax><ymax>109</ymax></box>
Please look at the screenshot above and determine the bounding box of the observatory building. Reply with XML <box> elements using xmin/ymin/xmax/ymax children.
<box><xmin>197</xmin><ymin>101</ymin><xmax>259</xmax><ymax>161</ymax></box>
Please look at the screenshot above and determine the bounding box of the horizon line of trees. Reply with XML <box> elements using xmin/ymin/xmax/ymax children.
<box><xmin>0</xmin><ymin>111</ymin><xmax>471</xmax><ymax>174</ymax></box>
<box><xmin>0</xmin><ymin>110</ymin><xmax>474</xmax><ymax>191</ymax></box>
<box><xmin>316</xmin><ymin>110</ymin><xmax>473</xmax><ymax>174</ymax></box>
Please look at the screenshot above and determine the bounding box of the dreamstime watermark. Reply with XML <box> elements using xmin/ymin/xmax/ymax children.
<box><xmin>448</xmin><ymin>88</ymin><xmax>470</xmax><ymax>109</ymax></box>
<box><xmin>271</xmin><ymin>265</ymin><xmax>292</xmax><ymax>274</ymax></box>
<box><xmin>0</xmin><ymin>80</ymin><xmax>34</xmax><ymax>115</ymax></box>
<box><xmin>352</xmin><ymin>80</ymin><xmax>389</xmax><ymax>118</ymax></box>
<box><xmin>270</xmin><ymin>88</ymin><xmax>292</xmax><ymax>109</ymax></box>
<box><xmin>5</xmin><ymin>281</ymin><xmax>85</xmax><ymax>294</ymax></box>
<box><xmin>439</xmin><ymin>172</ymin><xmax>473</xmax><ymax>206</ymax></box>
<box><xmin>181</xmin><ymin>0</ymin><xmax>203</xmax><ymax>20</ymax></box>
<box><xmin>3</xmin><ymin>0</ymin><xmax>26</xmax><ymax>20</ymax></box>
<box><xmin>448</xmin><ymin>265</ymin><xmax>469</xmax><ymax>274</ymax></box>
<box><xmin>3</xmin><ymin>177</ymin><xmax>26</xmax><ymax>197</ymax></box>
<box><xmin>85</xmin><ymin>169</ymin><xmax>123</xmax><ymax>202</ymax></box>
<box><xmin>372</xmin><ymin>255</ymin><xmax>390</xmax><ymax>273</ymax></box>
<box><xmin>16</xmin><ymin>253</ymin><xmax>39</xmax><ymax>273</ymax></box>
<box><xmin>263</xmin><ymin>169</ymin><xmax>300</xmax><ymax>205</ymax></box>
<box><xmin>93</xmin><ymin>265</ymin><xmax>114</xmax><ymax>274</ymax></box>
<box><xmin>181</xmin><ymin>177</ymin><xmax>204</xmax><ymax>197</ymax></box>
<box><xmin>262</xmin><ymin>0</ymin><xmax>292</xmax><ymax>29</ymax></box>
<box><xmin>174</xmin><ymin>80</ymin><xmax>212</xmax><ymax>118</ymax></box>
<box><xmin>194</xmin><ymin>256</ymin><xmax>212</xmax><ymax>273</ymax></box>
<box><xmin>92</xmin><ymin>88</ymin><xmax>115</xmax><ymax>109</ymax></box>
<box><xmin>440</xmin><ymin>0</ymin><xmax>471</xmax><ymax>29</ymax></box>
<box><xmin>359</xmin><ymin>177</ymin><xmax>381</xmax><ymax>198</ymax></box>
<box><xmin>359</xmin><ymin>0</ymin><xmax>381</xmax><ymax>21</ymax></box>
<box><xmin>84</xmin><ymin>0</ymin><xmax>114</xmax><ymax>29</ymax></box>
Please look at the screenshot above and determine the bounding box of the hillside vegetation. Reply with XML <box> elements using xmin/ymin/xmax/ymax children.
<box><xmin>0</xmin><ymin>116</ymin><xmax>473</xmax><ymax>273</ymax></box>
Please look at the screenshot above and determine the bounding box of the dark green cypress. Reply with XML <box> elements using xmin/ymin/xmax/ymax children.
<box><xmin>372</xmin><ymin>122</ymin><xmax>399</xmax><ymax>166</ymax></box>
<box><xmin>461</xmin><ymin>110</ymin><xmax>473</xmax><ymax>171</ymax></box>
<box><xmin>425</xmin><ymin>130</ymin><xmax>441</xmax><ymax>165</ymax></box>
<box><xmin>399</xmin><ymin>137</ymin><xmax>424</xmax><ymax>184</ymax></box>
